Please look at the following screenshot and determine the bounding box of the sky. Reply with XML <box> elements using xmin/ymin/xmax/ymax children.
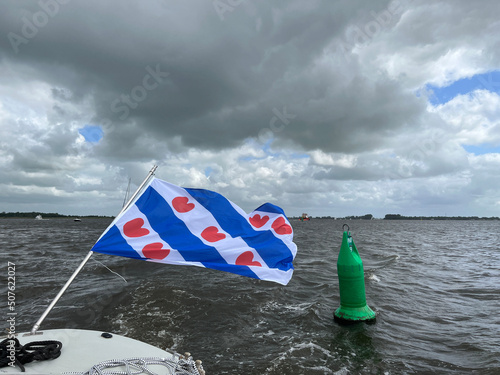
<box><xmin>1</xmin><ymin>0</ymin><xmax>500</xmax><ymax>218</ymax></box>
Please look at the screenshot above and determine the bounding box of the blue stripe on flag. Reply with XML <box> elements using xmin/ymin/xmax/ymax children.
<box><xmin>253</xmin><ymin>202</ymin><xmax>287</xmax><ymax>216</ymax></box>
<box><xmin>185</xmin><ymin>188</ymin><xmax>294</xmax><ymax>271</ymax></box>
<box><xmin>92</xmin><ymin>225</ymin><xmax>143</xmax><ymax>259</ymax></box>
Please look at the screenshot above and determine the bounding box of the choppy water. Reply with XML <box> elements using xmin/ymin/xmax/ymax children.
<box><xmin>2</xmin><ymin>218</ymin><xmax>500</xmax><ymax>374</ymax></box>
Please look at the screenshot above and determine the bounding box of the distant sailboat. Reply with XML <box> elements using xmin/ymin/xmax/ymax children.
<box><xmin>122</xmin><ymin>177</ymin><xmax>132</xmax><ymax>208</ymax></box>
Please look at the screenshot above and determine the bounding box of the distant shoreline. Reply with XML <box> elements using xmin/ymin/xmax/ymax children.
<box><xmin>291</xmin><ymin>214</ymin><xmax>500</xmax><ymax>221</ymax></box>
<box><xmin>2</xmin><ymin>212</ymin><xmax>498</xmax><ymax>221</ymax></box>
<box><xmin>0</xmin><ymin>212</ymin><xmax>113</xmax><ymax>219</ymax></box>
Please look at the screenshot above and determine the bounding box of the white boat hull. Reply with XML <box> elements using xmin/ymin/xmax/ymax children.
<box><xmin>2</xmin><ymin>329</ymin><xmax>197</xmax><ymax>374</ymax></box>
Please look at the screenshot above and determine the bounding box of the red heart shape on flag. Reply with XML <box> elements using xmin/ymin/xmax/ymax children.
<box><xmin>201</xmin><ymin>226</ymin><xmax>226</xmax><ymax>242</ymax></box>
<box><xmin>142</xmin><ymin>242</ymin><xmax>170</xmax><ymax>260</ymax></box>
<box><xmin>172</xmin><ymin>196</ymin><xmax>195</xmax><ymax>213</ymax></box>
<box><xmin>236</xmin><ymin>251</ymin><xmax>262</xmax><ymax>267</ymax></box>
<box><xmin>123</xmin><ymin>218</ymin><xmax>150</xmax><ymax>238</ymax></box>
<box><xmin>249</xmin><ymin>214</ymin><xmax>269</xmax><ymax>228</ymax></box>
<box><xmin>271</xmin><ymin>217</ymin><xmax>292</xmax><ymax>235</ymax></box>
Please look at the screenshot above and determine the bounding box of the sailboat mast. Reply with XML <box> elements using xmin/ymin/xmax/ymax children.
<box><xmin>29</xmin><ymin>165</ymin><xmax>158</xmax><ymax>335</ymax></box>
<box><xmin>122</xmin><ymin>177</ymin><xmax>132</xmax><ymax>209</ymax></box>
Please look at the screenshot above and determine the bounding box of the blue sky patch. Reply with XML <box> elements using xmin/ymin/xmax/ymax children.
<box><xmin>427</xmin><ymin>70</ymin><xmax>500</xmax><ymax>106</ymax></box>
<box><xmin>79</xmin><ymin>125</ymin><xmax>103</xmax><ymax>143</ymax></box>
<box><xmin>239</xmin><ymin>155</ymin><xmax>260</xmax><ymax>161</ymax></box>
<box><xmin>290</xmin><ymin>152</ymin><xmax>309</xmax><ymax>159</ymax></box>
<box><xmin>204</xmin><ymin>166</ymin><xmax>213</xmax><ymax>177</ymax></box>
<box><xmin>462</xmin><ymin>144</ymin><xmax>500</xmax><ymax>155</ymax></box>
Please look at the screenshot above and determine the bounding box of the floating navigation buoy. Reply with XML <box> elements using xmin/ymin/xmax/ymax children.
<box><xmin>334</xmin><ymin>224</ymin><xmax>376</xmax><ymax>324</ymax></box>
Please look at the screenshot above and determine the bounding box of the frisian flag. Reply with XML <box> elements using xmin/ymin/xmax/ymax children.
<box><xmin>91</xmin><ymin>177</ymin><xmax>297</xmax><ymax>285</ymax></box>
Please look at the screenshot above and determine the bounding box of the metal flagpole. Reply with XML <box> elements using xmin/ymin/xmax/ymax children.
<box><xmin>29</xmin><ymin>165</ymin><xmax>158</xmax><ymax>335</ymax></box>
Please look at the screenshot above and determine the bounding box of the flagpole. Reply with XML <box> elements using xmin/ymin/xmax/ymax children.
<box><xmin>29</xmin><ymin>165</ymin><xmax>158</xmax><ymax>335</ymax></box>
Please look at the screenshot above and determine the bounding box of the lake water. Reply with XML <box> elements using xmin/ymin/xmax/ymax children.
<box><xmin>2</xmin><ymin>218</ymin><xmax>499</xmax><ymax>374</ymax></box>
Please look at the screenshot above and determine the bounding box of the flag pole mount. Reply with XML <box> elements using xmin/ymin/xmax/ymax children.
<box><xmin>29</xmin><ymin>165</ymin><xmax>158</xmax><ymax>335</ymax></box>
<box><xmin>334</xmin><ymin>224</ymin><xmax>376</xmax><ymax>324</ymax></box>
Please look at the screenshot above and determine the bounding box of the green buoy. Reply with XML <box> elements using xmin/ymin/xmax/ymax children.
<box><xmin>334</xmin><ymin>224</ymin><xmax>376</xmax><ymax>324</ymax></box>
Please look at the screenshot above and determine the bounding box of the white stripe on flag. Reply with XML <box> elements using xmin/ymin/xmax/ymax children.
<box><xmin>248</xmin><ymin>265</ymin><xmax>294</xmax><ymax>285</ymax></box>
<box><xmin>246</xmin><ymin>208</ymin><xmax>297</xmax><ymax>257</ymax></box>
<box><xmin>116</xmin><ymin>205</ymin><xmax>204</xmax><ymax>267</ymax></box>
<box><xmin>152</xmin><ymin>179</ymin><xmax>268</xmax><ymax>267</ymax></box>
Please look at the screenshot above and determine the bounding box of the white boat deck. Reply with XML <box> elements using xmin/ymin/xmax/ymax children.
<box><xmin>1</xmin><ymin>329</ymin><xmax>189</xmax><ymax>374</ymax></box>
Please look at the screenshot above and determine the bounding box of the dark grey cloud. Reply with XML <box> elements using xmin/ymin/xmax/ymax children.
<box><xmin>1</xmin><ymin>0</ymin><xmax>415</xmax><ymax>156</ymax></box>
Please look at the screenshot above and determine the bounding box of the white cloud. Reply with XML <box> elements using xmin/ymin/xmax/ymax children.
<box><xmin>430</xmin><ymin>89</ymin><xmax>500</xmax><ymax>146</ymax></box>
<box><xmin>310</xmin><ymin>150</ymin><xmax>357</xmax><ymax>168</ymax></box>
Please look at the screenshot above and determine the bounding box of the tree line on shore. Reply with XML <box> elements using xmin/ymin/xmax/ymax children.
<box><xmin>292</xmin><ymin>214</ymin><xmax>500</xmax><ymax>220</ymax></box>
<box><xmin>382</xmin><ymin>214</ymin><xmax>499</xmax><ymax>220</ymax></box>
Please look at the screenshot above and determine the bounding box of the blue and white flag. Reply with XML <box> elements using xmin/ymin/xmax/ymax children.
<box><xmin>91</xmin><ymin>178</ymin><xmax>297</xmax><ymax>285</ymax></box>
